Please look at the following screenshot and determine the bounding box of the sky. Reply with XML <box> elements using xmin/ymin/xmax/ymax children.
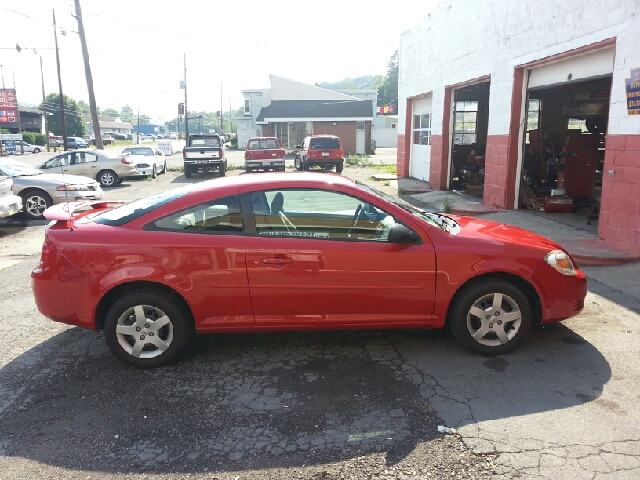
<box><xmin>2</xmin><ymin>0</ymin><xmax>441</xmax><ymax>122</ymax></box>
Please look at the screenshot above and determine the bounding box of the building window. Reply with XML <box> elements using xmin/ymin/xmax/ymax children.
<box><xmin>391</xmin><ymin>123</ymin><xmax>397</xmax><ymax>129</ymax></box>
<box><xmin>453</xmin><ymin>101</ymin><xmax>478</xmax><ymax>145</ymax></box>
<box><xmin>244</xmin><ymin>100</ymin><xmax>251</xmax><ymax>116</ymax></box>
<box><xmin>412</xmin><ymin>113</ymin><xmax>431</xmax><ymax>145</ymax></box>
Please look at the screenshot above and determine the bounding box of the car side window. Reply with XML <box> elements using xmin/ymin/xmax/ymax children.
<box><xmin>149</xmin><ymin>195</ymin><xmax>243</xmax><ymax>234</ymax></box>
<box><xmin>249</xmin><ymin>189</ymin><xmax>399</xmax><ymax>242</ymax></box>
<box><xmin>76</xmin><ymin>152</ymin><xmax>98</xmax><ymax>164</ymax></box>
<box><xmin>46</xmin><ymin>154</ymin><xmax>71</xmax><ymax>168</ymax></box>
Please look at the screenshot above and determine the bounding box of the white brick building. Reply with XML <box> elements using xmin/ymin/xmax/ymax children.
<box><xmin>398</xmin><ymin>0</ymin><xmax>640</xmax><ymax>253</ymax></box>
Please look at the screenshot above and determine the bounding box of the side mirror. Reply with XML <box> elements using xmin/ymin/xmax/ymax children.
<box><xmin>387</xmin><ymin>224</ymin><xmax>421</xmax><ymax>244</ymax></box>
<box><xmin>296</xmin><ymin>145</ymin><xmax>301</xmax><ymax>149</ymax></box>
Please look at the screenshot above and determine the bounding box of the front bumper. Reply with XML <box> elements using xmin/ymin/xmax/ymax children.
<box><xmin>530</xmin><ymin>259</ymin><xmax>588</xmax><ymax>323</ymax></box>
<box><xmin>246</xmin><ymin>160</ymin><xmax>285</xmax><ymax>168</ymax></box>
<box><xmin>0</xmin><ymin>194</ymin><xmax>23</xmax><ymax>218</ymax></box>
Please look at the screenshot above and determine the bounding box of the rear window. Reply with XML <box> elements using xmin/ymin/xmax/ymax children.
<box><xmin>122</xmin><ymin>148</ymin><xmax>154</xmax><ymax>156</ymax></box>
<box><xmin>93</xmin><ymin>186</ymin><xmax>193</xmax><ymax>226</ymax></box>
<box><xmin>310</xmin><ymin>138</ymin><xmax>340</xmax><ymax>149</ymax></box>
<box><xmin>248</xmin><ymin>138</ymin><xmax>281</xmax><ymax>150</ymax></box>
<box><xmin>190</xmin><ymin>137</ymin><xmax>220</xmax><ymax>147</ymax></box>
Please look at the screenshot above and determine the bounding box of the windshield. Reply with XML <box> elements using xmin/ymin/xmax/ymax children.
<box><xmin>94</xmin><ymin>185</ymin><xmax>193</xmax><ymax>226</ymax></box>
<box><xmin>0</xmin><ymin>160</ymin><xmax>44</xmax><ymax>177</ymax></box>
<box><xmin>356</xmin><ymin>181</ymin><xmax>460</xmax><ymax>234</ymax></box>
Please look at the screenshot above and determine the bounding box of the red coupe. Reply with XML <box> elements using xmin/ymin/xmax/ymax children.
<box><xmin>32</xmin><ymin>173</ymin><xmax>587</xmax><ymax>368</ymax></box>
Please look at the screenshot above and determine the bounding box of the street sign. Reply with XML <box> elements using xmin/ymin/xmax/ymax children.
<box><xmin>5</xmin><ymin>140</ymin><xmax>16</xmax><ymax>154</ymax></box>
<box><xmin>0</xmin><ymin>134</ymin><xmax>22</xmax><ymax>140</ymax></box>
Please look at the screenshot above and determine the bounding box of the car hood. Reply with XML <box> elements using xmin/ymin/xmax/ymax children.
<box><xmin>15</xmin><ymin>173</ymin><xmax>97</xmax><ymax>186</ymax></box>
<box><xmin>451</xmin><ymin>215</ymin><xmax>563</xmax><ymax>251</ymax></box>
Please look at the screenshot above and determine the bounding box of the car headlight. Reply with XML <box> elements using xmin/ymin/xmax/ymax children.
<box><xmin>545</xmin><ymin>250</ymin><xmax>576</xmax><ymax>276</ymax></box>
<box><xmin>57</xmin><ymin>185</ymin><xmax>90</xmax><ymax>191</ymax></box>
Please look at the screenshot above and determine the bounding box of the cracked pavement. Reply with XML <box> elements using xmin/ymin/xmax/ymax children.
<box><xmin>1</xmin><ymin>157</ymin><xmax>639</xmax><ymax>479</ymax></box>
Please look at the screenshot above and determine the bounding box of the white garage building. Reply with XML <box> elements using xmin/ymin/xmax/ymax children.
<box><xmin>397</xmin><ymin>0</ymin><xmax>640</xmax><ymax>254</ymax></box>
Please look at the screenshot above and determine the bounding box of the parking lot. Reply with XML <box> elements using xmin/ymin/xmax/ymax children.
<box><xmin>1</xmin><ymin>148</ymin><xmax>639</xmax><ymax>480</ymax></box>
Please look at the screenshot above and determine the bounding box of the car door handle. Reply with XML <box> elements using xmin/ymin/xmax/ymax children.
<box><xmin>261</xmin><ymin>257</ymin><xmax>293</xmax><ymax>265</ymax></box>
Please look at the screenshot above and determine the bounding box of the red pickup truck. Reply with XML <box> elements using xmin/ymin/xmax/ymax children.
<box><xmin>244</xmin><ymin>137</ymin><xmax>286</xmax><ymax>173</ymax></box>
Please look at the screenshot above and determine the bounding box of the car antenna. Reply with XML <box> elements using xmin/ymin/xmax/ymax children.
<box><xmin>58</xmin><ymin>153</ymin><xmax>73</xmax><ymax>231</ymax></box>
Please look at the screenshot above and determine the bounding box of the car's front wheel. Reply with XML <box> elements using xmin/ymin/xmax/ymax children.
<box><xmin>336</xmin><ymin>161</ymin><xmax>344</xmax><ymax>174</ymax></box>
<box><xmin>104</xmin><ymin>289</ymin><xmax>193</xmax><ymax>368</ymax></box>
<box><xmin>151</xmin><ymin>164</ymin><xmax>157</xmax><ymax>179</ymax></box>
<box><xmin>97</xmin><ymin>169</ymin><xmax>119</xmax><ymax>187</ymax></box>
<box><xmin>448</xmin><ymin>279</ymin><xmax>532</xmax><ymax>355</ymax></box>
<box><xmin>33</xmin><ymin>147</ymin><xmax>41</xmax><ymax>154</ymax></box>
<box><xmin>294</xmin><ymin>157</ymin><xmax>303</xmax><ymax>171</ymax></box>
<box><xmin>21</xmin><ymin>189</ymin><xmax>52</xmax><ymax>219</ymax></box>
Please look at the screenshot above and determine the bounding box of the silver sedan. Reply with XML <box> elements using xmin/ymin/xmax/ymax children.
<box><xmin>0</xmin><ymin>158</ymin><xmax>104</xmax><ymax>219</ymax></box>
<box><xmin>36</xmin><ymin>149</ymin><xmax>137</xmax><ymax>187</ymax></box>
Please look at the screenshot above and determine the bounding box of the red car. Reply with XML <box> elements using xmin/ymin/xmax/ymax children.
<box><xmin>295</xmin><ymin>135</ymin><xmax>345</xmax><ymax>173</ymax></box>
<box><xmin>32</xmin><ymin>173</ymin><xmax>586</xmax><ymax>368</ymax></box>
<box><xmin>244</xmin><ymin>137</ymin><xmax>286</xmax><ymax>173</ymax></box>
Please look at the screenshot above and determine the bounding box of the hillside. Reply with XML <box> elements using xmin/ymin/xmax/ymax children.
<box><xmin>318</xmin><ymin>75</ymin><xmax>384</xmax><ymax>91</ymax></box>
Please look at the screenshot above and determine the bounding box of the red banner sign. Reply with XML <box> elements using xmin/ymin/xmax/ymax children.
<box><xmin>0</xmin><ymin>89</ymin><xmax>18</xmax><ymax>125</ymax></box>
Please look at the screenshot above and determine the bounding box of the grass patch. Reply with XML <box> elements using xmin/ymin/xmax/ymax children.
<box><xmin>398</xmin><ymin>187</ymin><xmax>406</xmax><ymax>194</ymax></box>
<box><xmin>382</xmin><ymin>180</ymin><xmax>391</xmax><ymax>186</ymax></box>
<box><xmin>443</xmin><ymin>197</ymin><xmax>454</xmax><ymax>213</ymax></box>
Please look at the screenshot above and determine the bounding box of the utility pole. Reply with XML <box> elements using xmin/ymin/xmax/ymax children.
<box><xmin>40</xmin><ymin>56</ymin><xmax>50</xmax><ymax>152</ymax></box>
<box><xmin>136</xmin><ymin>105</ymin><xmax>140</xmax><ymax>145</ymax></box>
<box><xmin>74</xmin><ymin>0</ymin><xmax>103</xmax><ymax>149</ymax></box>
<box><xmin>229</xmin><ymin>96</ymin><xmax>233</xmax><ymax>134</ymax></box>
<box><xmin>220</xmin><ymin>84</ymin><xmax>223</xmax><ymax>133</ymax></box>
<box><xmin>53</xmin><ymin>9</ymin><xmax>67</xmax><ymax>151</ymax></box>
<box><xmin>183</xmin><ymin>53</ymin><xmax>189</xmax><ymax>140</ymax></box>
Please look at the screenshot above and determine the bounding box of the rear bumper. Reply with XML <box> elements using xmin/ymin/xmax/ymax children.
<box><xmin>246</xmin><ymin>159</ymin><xmax>285</xmax><ymax>168</ymax></box>
<box><xmin>0</xmin><ymin>195</ymin><xmax>22</xmax><ymax>218</ymax></box>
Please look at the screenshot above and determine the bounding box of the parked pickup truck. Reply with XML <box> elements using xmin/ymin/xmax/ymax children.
<box><xmin>244</xmin><ymin>137</ymin><xmax>286</xmax><ymax>173</ymax></box>
<box><xmin>183</xmin><ymin>134</ymin><xmax>227</xmax><ymax>178</ymax></box>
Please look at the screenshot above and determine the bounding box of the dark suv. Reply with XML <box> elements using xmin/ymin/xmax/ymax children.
<box><xmin>295</xmin><ymin>135</ymin><xmax>344</xmax><ymax>174</ymax></box>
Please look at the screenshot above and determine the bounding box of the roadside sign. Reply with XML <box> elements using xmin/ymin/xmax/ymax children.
<box><xmin>0</xmin><ymin>133</ymin><xmax>22</xmax><ymax>140</ymax></box>
<box><xmin>5</xmin><ymin>140</ymin><xmax>16</xmax><ymax>154</ymax></box>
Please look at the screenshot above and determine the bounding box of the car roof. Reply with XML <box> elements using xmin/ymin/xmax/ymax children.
<box><xmin>190</xmin><ymin>172</ymin><xmax>355</xmax><ymax>194</ymax></box>
<box><xmin>247</xmin><ymin>137</ymin><xmax>278</xmax><ymax>140</ymax></box>
<box><xmin>306</xmin><ymin>134</ymin><xmax>340</xmax><ymax>138</ymax></box>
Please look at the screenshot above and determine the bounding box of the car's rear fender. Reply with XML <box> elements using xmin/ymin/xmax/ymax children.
<box><xmin>94</xmin><ymin>278</ymin><xmax>194</xmax><ymax>331</ymax></box>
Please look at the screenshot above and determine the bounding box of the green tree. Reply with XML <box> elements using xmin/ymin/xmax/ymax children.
<box><xmin>76</xmin><ymin>99</ymin><xmax>90</xmax><ymax>118</ymax></box>
<box><xmin>377</xmin><ymin>50</ymin><xmax>399</xmax><ymax>110</ymax></box>
<box><xmin>101</xmin><ymin>108</ymin><xmax>119</xmax><ymax>117</ymax></box>
<box><xmin>40</xmin><ymin>93</ymin><xmax>86</xmax><ymax>136</ymax></box>
<box><xmin>120</xmin><ymin>105</ymin><xmax>134</xmax><ymax>123</ymax></box>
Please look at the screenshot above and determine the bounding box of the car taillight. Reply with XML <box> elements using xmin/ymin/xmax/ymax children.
<box><xmin>338</xmin><ymin>149</ymin><xmax>344</xmax><ymax>158</ymax></box>
<box><xmin>183</xmin><ymin>150</ymin><xmax>186</xmax><ymax>159</ymax></box>
<box><xmin>121</xmin><ymin>158</ymin><xmax>130</xmax><ymax>165</ymax></box>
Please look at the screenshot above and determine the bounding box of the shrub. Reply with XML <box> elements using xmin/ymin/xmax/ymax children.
<box><xmin>22</xmin><ymin>132</ymin><xmax>36</xmax><ymax>144</ymax></box>
<box><xmin>33</xmin><ymin>133</ymin><xmax>46</xmax><ymax>146</ymax></box>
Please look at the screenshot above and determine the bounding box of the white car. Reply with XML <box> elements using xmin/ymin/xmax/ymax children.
<box><xmin>168</xmin><ymin>133</ymin><xmax>177</xmax><ymax>140</ymax></box>
<box><xmin>0</xmin><ymin>175</ymin><xmax>22</xmax><ymax>219</ymax></box>
<box><xmin>8</xmin><ymin>141</ymin><xmax>43</xmax><ymax>154</ymax></box>
<box><xmin>120</xmin><ymin>146</ymin><xmax>167</xmax><ymax>178</ymax></box>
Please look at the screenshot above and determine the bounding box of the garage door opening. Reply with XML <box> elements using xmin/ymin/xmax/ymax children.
<box><xmin>449</xmin><ymin>81</ymin><xmax>491</xmax><ymax>195</ymax></box>
<box><xmin>519</xmin><ymin>75</ymin><xmax>611</xmax><ymax>223</ymax></box>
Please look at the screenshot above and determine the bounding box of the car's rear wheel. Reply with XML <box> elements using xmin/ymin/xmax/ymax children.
<box><xmin>151</xmin><ymin>164</ymin><xmax>157</xmax><ymax>179</ymax></box>
<box><xmin>294</xmin><ymin>157</ymin><xmax>303</xmax><ymax>171</ymax></box>
<box><xmin>21</xmin><ymin>189</ymin><xmax>52</xmax><ymax>219</ymax></box>
<box><xmin>336</xmin><ymin>161</ymin><xmax>344</xmax><ymax>174</ymax></box>
<box><xmin>302</xmin><ymin>159</ymin><xmax>309</xmax><ymax>171</ymax></box>
<box><xmin>97</xmin><ymin>169</ymin><xmax>118</xmax><ymax>187</ymax></box>
<box><xmin>184</xmin><ymin>165</ymin><xmax>192</xmax><ymax>178</ymax></box>
<box><xmin>33</xmin><ymin>147</ymin><xmax>41</xmax><ymax>154</ymax></box>
<box><xmin>104</xmin><ymin>289</ymin><xmax>193</xmax><ymax>368</ymax></box>
<box><xmin>448</xmin><ymin>279</ymin><xmax>532</xmax><ymax>355</ymax></box>
<box><xmin>246</xmin><ymin>167</ymin><xmax>253</xmax><ymax>173</ymax></box>
<box><xmin>220</xmin><ymin>162</ymin><xmax>226</xmax><ymax>177</ymax></box>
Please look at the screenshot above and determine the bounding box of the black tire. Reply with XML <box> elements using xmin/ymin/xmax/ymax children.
<box><xmin>97</xmin><ymin>169</ymin><xmax>119</xmax><ymax>187</ymax></box>
<box><xmin>151</xmin><ymin>164</ymin><xmax>157</xmax><ymax>179</ymax></box>
<box><xmin>184</xmin><ymin>165</ymin><xmax>192</xmax><ymax>178</ymax></box>
<box><xmin>161</xmin><ymin>160</ymin><xmax>167</xmax><ymax>174</ymax></box>
<box><xmin>302</xmin><ymin>159</ymin><xmax>309</xmax><ymax>171</ymax></box>
<box><xmin>103</xmin><ymin>289</ymin><xmax>193</xmax><ymax>368</ymax></box>
<box><xmin>246</xmin><ymin>167</ymin><xmax>253</xmax><ymax>173</ymax></box>
<box><xmin>448</xmin><ymin>279</ymin><xmax>532</xmax><ymax>355</ymax></box>
<box><xmin>336</xmin><ymin>161</ymin><xmax>344</xmax><ymax>174</ymax></box>
<box><xmin>21</xmin><ymin>189</ymin><xmax>52</xmax><ymax>220</ymax></box>
<box><xmin>220</xmin><ymin>162</ymin><xmax>226</xmax><ymax>177</ymax></box>
<box><xmin>33</xmin><ymin>148</ymin><xmax>41</xmax><ymax>154</ymax></box>
<box><xmin>294</xmin><ymin>157</ymin><xmax>303</xmax><ymax>171</ymax></box>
